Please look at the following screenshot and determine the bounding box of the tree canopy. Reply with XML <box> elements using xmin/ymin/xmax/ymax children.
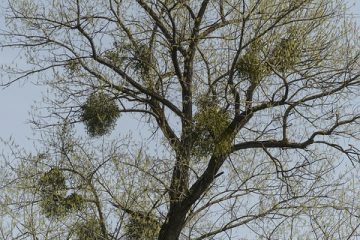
<box><xmin>1</xmin><ymin>0</ymin><xmax>360</xmax><ymax>239</ymax></box>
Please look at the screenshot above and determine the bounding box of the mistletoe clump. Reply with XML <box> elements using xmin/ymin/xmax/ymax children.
<box><xmin>63</xmin><ymin>193</ymin><xmax>85</xmax><ymax>211</ymax></box>
<box><xmin>38</xmin><ymin>168</ymin><xmax>67</xmax><ymax>217</ymax></box>
<box><xmin>237</xmin><ymin>39</ymin><xmax>269</xmax><ymax>83</ymax></box>
<box><xmin>81</xmin><ymin>92</ymin><xmax>120</xmax><ymax>137</ymax></box>
<box><xmin>38</xmin><ymin>168</ymin><xmax>84</xmax><ymax>218</ymax></box>
<box><xmin>125</xmin><ymin>212</ymin><xmax>160</xmax><ymax>240</ymax></box>
<box><xmin>133</xmin><ymin>44</ymin><xmax>152</xmax><ymax>75</ymax></box>
<box><xmin>193</xmin><ymin>99</ymin><xmax>231</xmax><ymax>158</ymax></box>
<box><xmin>65</xmin><ymin>59</ymin><xmax>81</xmax><ymax>74</ymax></box>
<box><xmin>40</xmin><ymin>193</ymin><xmax>66</xmax><ymax>218</ymax></box>
<box><xmin>269</xmin><ymin>27</ymin><xmax>303</xmax><ymax>72</ymax></box>
<box><xmin>40</xmin><ymin>192</ymin><xmax>85</xmax><ymax>218</ymax></box>
<box><xmin>104</xmin><ymin>42</ymin><xmax>130</xmax><ymax>68</ymax></box>
<box><xmin>73</xmin><ymin>217</ymin><xmax>104</xmax><ymax>240</ymax></box>
<box><xmin>39</xmin><ymin>191</ymin><xmax>85</xmax><ymax>218</ymax></box>
<box><xmin>39</xmin><ymin>167</ymin><xmax>66</xmax><ymax>195</ymax></box>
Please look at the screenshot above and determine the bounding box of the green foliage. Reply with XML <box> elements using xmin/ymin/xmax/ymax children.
<box><xmin>39</xmin><ymin>167</ymin><xmax>66</xmax><ymax>195</ymax></box>
<box><xmin>66</xmin><ymin>59</ymin><xmax>81</xmax><ymax>74</ymax></box>
<box><xmin>63</xmin><ymin>193</ymin><xmax>85</xmax><ymax>211</ymax></box>
<box><xmin>40</xmin><ymin>193</ymin><xmax>66</xmax><ymax>218</ymax></box>
<box><xmin>269</xmin><ymin>28</ymin><xmax>302</xmax><ymax>72</ymax></box>
<box><xmin>104</xmin><ymin>49</ymin><xmax>124</xmax><ymax>68</ymax></box>
<box><xmin>125</xmin><ymin>212</ymin><xmax>160</xmax><ymax>240</ymax></box>
<box><xmin>237</xmin><ymin>28</ymin><xmax>302</xmax><ymax>81</ymax></box>
<box><xmin>237</xmin><ymin>39</ymin><xmax>269</xmax><ymax>83</ymax></box>
<box><xmin>40</xmin><ymin>192</ymin><xmax>85</xmax><ymax>218</ymax></box>
<box><xmin>104</xmin><ymin>50</ymin><xmax>122</xmax><ymax>64</ymax></box>
<box><xmin>73</xmin><ymin>218</ymin><xmax>104</xmax><ymax>240</ymax></box>
<box><xmin>133</xmin><ymin>44</ymin><xmax>152</xmax><ymax>75</ymax></box>
<box><xmin>104</xmin><ymin>42</ymin><xmax>152</xmax><ymax>76</ymax></box>
<box><xmin>38</xmin><ymin>169</ymin><xmax>84</xmax><ymax>218</ymax></box>
<box><xmin>81</xmin><ymin>92</ymin><xmax>120</xmax><ymax>137</ymax></box>
<box><xmin>193</xmin><ymin>98</ymin><xmax>231</xmax><ymax>158</ymax></box>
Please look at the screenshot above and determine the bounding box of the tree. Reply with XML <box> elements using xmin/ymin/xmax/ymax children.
<box><xmin>1</xmin><ymin>0</ymin><xmax>360</xmax><ymax>239</ymax></box>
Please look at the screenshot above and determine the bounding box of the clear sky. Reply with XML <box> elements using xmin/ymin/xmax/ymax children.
<box><xmin>0</xmin><ymin>3</ymin><xmax>44</xmax><ymax>149</ymax></box>
<box><xmin>0</xmin><ymin>0</ymin><xmax>359</xmax><ymax>151</ymax></box>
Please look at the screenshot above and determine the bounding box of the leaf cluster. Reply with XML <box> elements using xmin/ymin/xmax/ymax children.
<box><xmin>269</xmin><ymin>28</ymin><xmax>302</xmax><ymax>72</ymax></box>
<box><xmin>125</xmin><ymin>212</ymin><xmax>160</xmax><ymax>240</ymax></box>
<box><xmin>132</xmin><ymin>44</ymin><xmax>152</xmax><ymax>76</ymax></box>
<box><xmin>193</xmin><ymin>99</ymin><xmax>231</xmax><ymax>158</ymax></box>
<box><xmin>73</xmin><ymin>217</ymin><xmax>104</xmax><ymax>240</ymax></box>
<box><xmin>38</xmin><ymin>169</ymin><xmax>84</xmax><ymax>218</ymax></box>
<box><xmin>104</xmin><ymin>42</ymin><xmax>132</xmax><ymax>68</ymax></box>
<box><xmin>39</xmin><ymin>167</ymin><xmax>66</xmax><ymax>195</ymax></box>
<box><xmin>81</xmin><ymin>92</ymin><xmax>120</xmax><ymax>137</ymax></box>
<box><xmin>237</xmin><ymin>28</ymin><xmax>302</xmax><ymax>83</ymax></box>
<box><xmin>237</xmin><ymin>39</ymin><xmax>268</xmax><ymax>83</ymax></box>
<box><xmin>65</xmin><ymin>59</ymin><xmax>81</xmax><ymax>74</ymax></box>
<box><xmin>104</xmin><ymin>42</ymin><xmax>152</xmax><ymax>78</ymax></box>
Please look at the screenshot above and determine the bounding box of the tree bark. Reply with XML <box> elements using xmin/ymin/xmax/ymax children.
<box><xmin>157</xmin><ymin>205</ymin><xmax>187</xmax><ymax>240</ymax></box>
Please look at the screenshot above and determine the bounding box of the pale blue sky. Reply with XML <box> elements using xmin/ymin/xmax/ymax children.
<box><xmin>0</xmin><ymin>1</ymin><xmax>359</xmax><ymax>150</ymax></box>
<box><xmin>0</xmin><ymin>6</ymin><xmax>44</xmax><ymax>149</ymax></box>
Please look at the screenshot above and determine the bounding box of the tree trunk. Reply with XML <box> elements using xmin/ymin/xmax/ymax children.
<box><xmin>157</xmin><ymin>205</ymin><xmax>187</xmax><ymax>240</ymax></box>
